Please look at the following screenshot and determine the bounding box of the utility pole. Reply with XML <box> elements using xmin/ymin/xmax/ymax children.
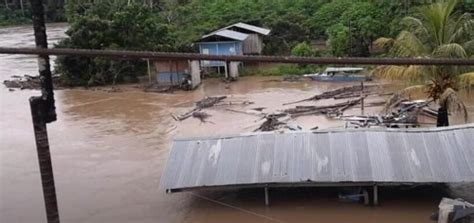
<box><xmin>29</xmin><ymin>0</ymin><xmax>60</xmax><ymax>223</ymax></box>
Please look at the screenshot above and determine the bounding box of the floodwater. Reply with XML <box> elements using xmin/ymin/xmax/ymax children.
<box><xmin>1</xmin><ymin>24</ymin><xmax>473</xmax><ymax>223</ymax></box>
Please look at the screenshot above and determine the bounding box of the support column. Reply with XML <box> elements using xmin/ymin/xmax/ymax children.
<box><xmin>264</xmin><ymin>187</ymin><xmax>270</xmax><ymax>206</ymax></box>
<box><xmin>190</xmin><ymin>60</ymin><xmax>201</xmax><ymax>89</ymax></box>
<box><xmin>363</xmin><ymin>189</ymin><xmax>369</xmax><ymax>206</ymax></box>
<box><xmin>373</xmin><ymin>185</ymin><xmax>378</xmax><ymax>206</ymax></box>
<box><xmin>147</xmin><ymin>59</ymin><xmax>151</xmax><ymax>84</ymax></box>
<box><xmin>224</xmin><ymin>61</ymin><xmax>229</xmax><ymax>79</ymax></box>
<box><xmin>229</xmin><ymin>61</ymin><xmax>240</xmax><ymax>79</ymax></box>
<box><xmin>360</xmin><ymin>81</ymin><xmax>365</xmax><ymax>115</ymax></box>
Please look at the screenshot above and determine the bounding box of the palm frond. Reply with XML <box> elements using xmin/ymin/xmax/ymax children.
<box><xmin>373</xmin><ymin>37</ymin><xmax>394</xmax><ymax>50</ymax></box>
<box><xmin>433</xmin><ymin>43</ymin><xmax>468</xmax><ymax>58</ymax></box>
<box><xmin>391</xmin><ymin>31</ymin><xmax>429</xmax><ymax>57</ymax></box>
<box><xmin>458</xmin><ymin>72</ymin><xmax>474</xmax><ymax>89</ymax></box>
<box><xmin>462</xmin><ymin>40</ymin><xmax>474</xmax><ymax>55</ymax></box>
<box><xmin>439</xmin><ymin>87</ymin><xmax>468</xmax><ymax>122</ymax></box>
<box><xmin>374</xmin><ymin>65</ymin><xmax>430</xmax><ymax>83</ymax></box>
<box><xmin>448</xmin><ymin>13</ymin><xmax>474</xmax><ymax>44</ymax></box>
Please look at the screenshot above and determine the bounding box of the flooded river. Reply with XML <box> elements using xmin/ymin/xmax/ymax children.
<box><xmin>1</xmin><ymin>24</ymin><xmax>473</xmax><ymax>223</ymax></box>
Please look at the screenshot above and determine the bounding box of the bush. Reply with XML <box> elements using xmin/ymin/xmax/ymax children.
<box><xmin>291</xmin><ymin>42</ymin><xmax>315</xmax><ymax>57</ymax></box>
<box><xmin>0</xmin><ymin>8</ymin><xmax>30</xmax><ymax>26</ymax></box>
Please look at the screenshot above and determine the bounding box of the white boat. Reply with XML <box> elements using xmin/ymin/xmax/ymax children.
<box><xmin>304</xmin><ymin>67</ymin><xmax>371</xmax><ymax>82</ymax></box>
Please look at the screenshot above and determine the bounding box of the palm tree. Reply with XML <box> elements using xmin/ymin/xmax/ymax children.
<box><xmin>374</xmin><ymin>0</ymin><xmax>473</xmax><ymax>126</ymax></box>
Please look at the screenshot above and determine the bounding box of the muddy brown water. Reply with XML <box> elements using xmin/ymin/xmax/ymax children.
<box><xmin>1</xmin><ymin>24</ymin><xmax>473</xmax><ymax>223</ymax></box>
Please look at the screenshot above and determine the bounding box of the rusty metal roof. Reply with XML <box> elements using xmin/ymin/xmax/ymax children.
<box><xmin>160</xmin><ymin>124</ymin><xmax>474</xmax><ymax>192</ymax></box>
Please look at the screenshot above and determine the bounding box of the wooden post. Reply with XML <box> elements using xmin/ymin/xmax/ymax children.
<box><xmin>147</xmin><ymin>59</ymin><xmax>151</xmax><ymax>84</ymax></box>
<box><xmin>363</xmin><ymin>189</ymin><xmax>369</xmax><ymax>206</ymax></box>
<box><xmin>373</xmin><ymin>185</ymin><xmax>378</xmax><ymax>206</ymax></box>
<box><xmin>175</xmin><ymin>60</ymin><xmax>179</xmax><ymax>84</ymax></box>
<box><xmin>361</xmin><ymin>81</ymin><xmax>365</xmax><ymax>115</ymax></box>
<box><xmin>264</xmin><ymin>187</ymin><xmax>270</xmax><ymax>206</ymax></box>
<box><xmin>224</xmin><ymin>61</ymin><xmax>229</xmax><ymax>79</ymax></box>
<box><xmin>168</xmin><ymin>60</ymin><xmax>173</xmax><ymax>85</ymax></box>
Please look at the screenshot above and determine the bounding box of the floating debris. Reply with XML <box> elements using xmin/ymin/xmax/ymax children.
<box><xmin>284</xmin><ymin>98</ymin><xmax>363</xmax><ymax>118</ymax></box>
<box><xmin>283</xmin><ymin>84</ymin><xmax>382</xmax><ymax>105</ymax></box>
<box><xmin>3</xmin><ymin>74</ymin><xmax>61</xmax><ymax>90</ymax></box>
<box><xmin>175</xmin><ymin>96</ymin><xmax>228</xmax><ymax>121</ymax></box>
<box><xmin>192</xmin><ymin>111</ymin><xmax>212</xmax><ymax>123</ymax></box>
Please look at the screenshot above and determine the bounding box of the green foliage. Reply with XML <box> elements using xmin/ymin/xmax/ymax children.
<box><xmin>56</xmin><ymin>2</ymin><xmax>173</xmax><ymax>86</ymax></box>
<box><xmin>325</xmin><ymin>2</ymin><xmax>390</xmax><ymax>57</ymax></box>
<box><xmin>0</xmin><ymin>1</ymin><xmax>66</xmax><ymax>26</ymax></box>
<box><xmin>327</xmin><ymin>24</ymin><xmax>349</xmax><ymax>57</ymax></box>
<box><xmin>0</xmin><ymin>8</ymin><xmax>30</xmax><ymax>27</ymax></box>
<box><xmin>308</xmin><ymin>0</ymin><xmax>353</xmax><ymax>39</ymax></box>
<box><xmin>53</xmin><ymin>0</ymin><xmax>473</xmax><ymax>84</ymax></box>
<box><xmin>241</xmin><ymin>64</ymin><xmax>320</xmax><ymax>76</ymax></box>
<box><xmin>291</xmin><ymin>42</ymin><xmax>315</xmax><ymax>57</ymax></box>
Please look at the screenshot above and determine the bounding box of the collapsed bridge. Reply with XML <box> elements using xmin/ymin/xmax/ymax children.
<box><xmin>160</xmin><ymin>124</ymin><xmax>474</xmax><ymax>205</ymax></box>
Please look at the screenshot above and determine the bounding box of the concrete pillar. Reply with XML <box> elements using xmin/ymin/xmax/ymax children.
<box><xmin>373</xmin><ymin>185</ymin><xmax>378</xmax><ymax>206</ymax></box>
<box><xmin>264</xmin><ymin>187</ymin><xmax>270</xmax><ymax>206</ymax></box>
<box><xmin>190</xmin><ymin>60</ymin><xmax>201</xmax><ymax>89</ymax></box>
<box><xmin>229</xmin><ymin>61</ymin><xmax>240</xmax><ymax>79</ymax></box>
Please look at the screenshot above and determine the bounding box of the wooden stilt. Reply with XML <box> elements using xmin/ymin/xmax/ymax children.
<box><xmin>264</xmin><ymin>187</ymin><xmax>270</xmax><ymax>206</ymax></box>
<box><xmin>361</xmin><ymin>81</ymin><xmax>365</xmax><ymax>115</ymax></box>
<box><xmin>363</xmin><ymin>189</ymin><xmax>369</xmax><ymax>206</ymax></box>
<box><xmin>373</xmin><ymin>185</ymin><xmax>378</xmax><ymax>206</ymax></box>
<box><xmin>224</xmin><ymin>61</ymin><xmax>228</xmax><ymax>79</ymax></box>
<box><xmin>147</xmin><ymin>59</ymin><xmax>151</xmax><ymax>84</ymax></box>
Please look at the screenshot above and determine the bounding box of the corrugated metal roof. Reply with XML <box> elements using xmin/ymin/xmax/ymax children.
<box><xmin>201</xmin><ymin>30</ymin><xmax>248</xmax><ymax>41</ymax></box>
<box><xmin>160</xmin><ymin>124</ymin><xmax>474</xmax><ymax>192</ymax></box>
<box><xmin>222</xmin><ymin>22</ymin><xmax>271</xmax><ymax>36</ymax></box>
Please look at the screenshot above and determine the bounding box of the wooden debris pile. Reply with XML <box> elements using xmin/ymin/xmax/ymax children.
<box><xmin>284</xmin><ymin>98</ymin><xmax>363</xmax><ymax>117</ymax></box>
<box><xmin>343</xmin><ymin>100</ymin><xmax>438</xmax><ymax>128</ymax></box>
<box><xmin>3</xmin><ymin>75</ymin><xmax>61</xmax><ymax>90</ymax></box>
<box><xmin>284</xmin><ymin>85</ymin><xmax>382</xmax><ymax>105</ymax></box>
<box><xmin>192</xmin><ymin>111</ymin><xmax>212</xmax><ymax>123</ymax></box>
<box><xmin>254</xmin><ymin>113</ymin><xmax>296</xmax><ymax>132</ymax></box>
<box><xmin>173</xmin><ymin>96</ymin><xmax>228</xmax><ymax>121</ymax></box>
<box><xmin>342</xmin><ymin>114</ymin><xmax>419</xmax><ymax>128</ymax></box>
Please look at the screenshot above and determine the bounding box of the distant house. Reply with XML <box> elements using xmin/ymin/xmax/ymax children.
<box><xmin>196</xmin><ymin>30</ymin><xmax>248</xmax><ymax>68</ymax></box>
<box><xmin>221</xmin><ymin>22</ymin><xmax>271</xmax><ymax>55</ymax></box>
<box><xmin>196</xmin><ymin>22</ymin><xmax>271</xmax><ymax>69</ymax></box>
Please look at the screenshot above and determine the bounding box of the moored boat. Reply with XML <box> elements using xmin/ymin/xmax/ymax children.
<box><xmin>304</xmin><ymin>67</ymin><xmax>372</xmax><ymax>82</ymax></box>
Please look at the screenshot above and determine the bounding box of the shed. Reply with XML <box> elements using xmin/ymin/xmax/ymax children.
<box><xmin>153</xmin><ymin>60</ymin><xmax>190</xmax><ymax>86</ymax></box>
<box><xmin>220</xmin><ymin>22</ymin><xmax>271</xmax><ymax>55</ymax></box>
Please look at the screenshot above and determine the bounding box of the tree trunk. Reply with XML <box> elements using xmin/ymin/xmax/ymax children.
<box><xmin>20</xmin><ymin>0</ymin><xmax>24</xmax><ymax>15</ymax></box>
<box><xmin>4</xmin><ymin>0</ymin><xmax>9</xmax><ymax>9</ymax></box>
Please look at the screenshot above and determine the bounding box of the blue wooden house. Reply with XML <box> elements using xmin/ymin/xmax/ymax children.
<box><xmin>196</xmin><ymin>29</ymin><xmax>248</xmax><ymax>68</ymax></box>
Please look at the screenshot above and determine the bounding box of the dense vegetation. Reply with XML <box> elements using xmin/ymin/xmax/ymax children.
<box><xmin>48</xmin><ymin>0</ymin><xmax>474</xmax><ymax>86</ymax></box>
<box><xmin>1</xmin><ymin>0</ymin><xmax>65</xmax><ymax>26</ymax></box>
